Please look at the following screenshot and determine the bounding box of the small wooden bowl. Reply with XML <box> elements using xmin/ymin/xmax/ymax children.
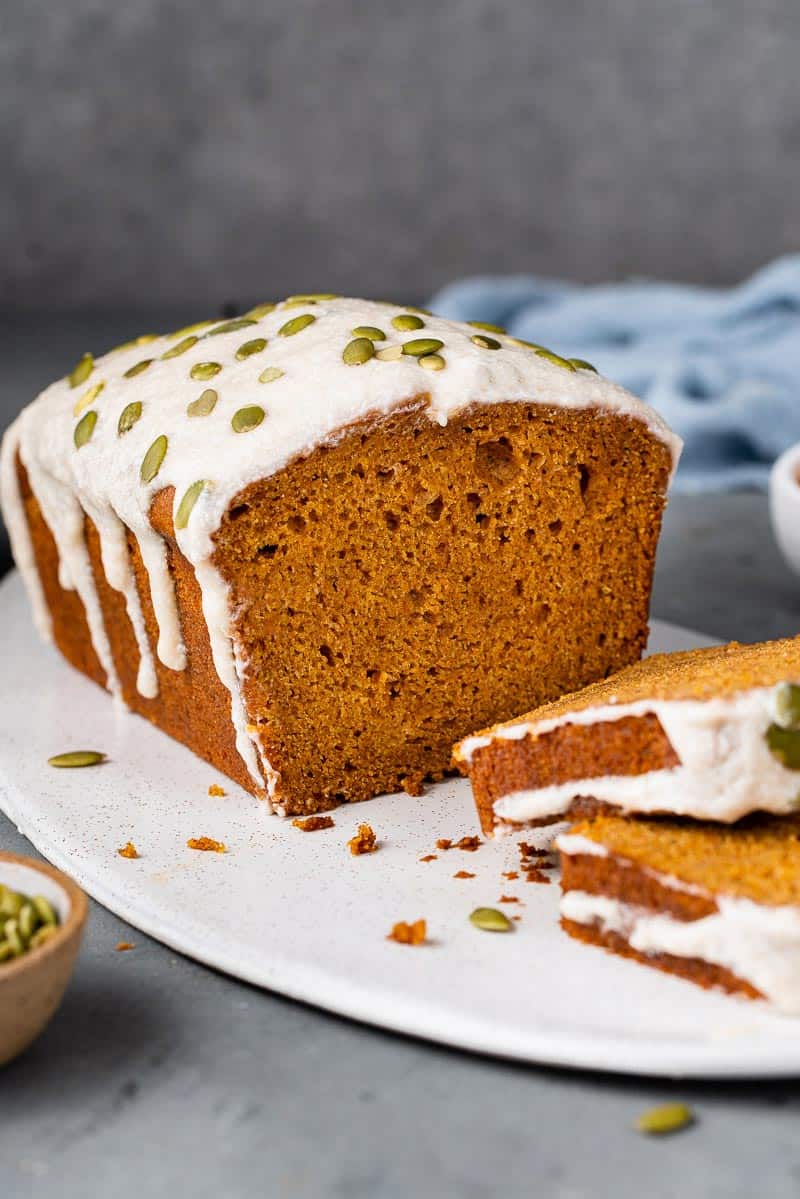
<box><xmin>0</xmin><ymin>851</ymin><xmax>88</xmax><ymax>1066</ymax></box>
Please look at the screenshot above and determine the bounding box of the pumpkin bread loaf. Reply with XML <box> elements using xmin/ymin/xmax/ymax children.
<box><xmin>1</xmin><ymin>296</ymin><xmax>679</xmax><ymax>815</ymax></box>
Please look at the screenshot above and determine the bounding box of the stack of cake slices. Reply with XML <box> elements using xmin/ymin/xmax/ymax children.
<box><xmin>455</xmin><ymin>637</ymin><xmax>800</xmax><ymax>1013</ymax></box>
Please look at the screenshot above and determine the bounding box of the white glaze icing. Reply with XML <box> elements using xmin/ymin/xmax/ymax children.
<box><xmin>0</xmin><ymin>298</ymin><xmax>680</xmax><ymax>804</ymax></box>
<box><xmin>462</xmin><ymin>684</ymin><xmax>800</xmax><ymax>828</ymax></box>
<box><xmin>560</xmin><ymin>888</ymin><xmax>800</xmax><ymax>1014</ymax></box>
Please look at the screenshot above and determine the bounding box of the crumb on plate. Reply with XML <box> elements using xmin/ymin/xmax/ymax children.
<box><xmin>348</xmin><ymin>823</ymin><xmax>378</xmax><ymax>855</ymax></box>
<box><xmin>187</xmin><ymin>836</ymin><xmax>227</xmax><ymax>853</ymax></box>
<box><xmin>388</xmin><ymin>919</ymin><xmax>427</xmax><ymax>945</ymax></box>
<box><xmin>292</xmin><ymin>815</ymin><xmax>335</xmax><ymax>832</ymax></box>
<box><xmin>208</xmin><ymin>783</ymin><xmax>226</xmax><ymax>797</ymax></box>
<box><xmin>116</xmin><ymin>941</ymin><xmax>135</xmax><ymax>952</ymax></box>
<box><xmin>117</xmin><ymin>841</ymin><xmax>139</xmax><ymax>860</ymax></box>
<box><xmin>453</xmin><ymin>870</ymin><xmax>475</xmax><ymax>879</ymax></box>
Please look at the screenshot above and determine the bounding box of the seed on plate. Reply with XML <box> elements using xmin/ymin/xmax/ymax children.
<box><xmin>73</xmin><ymin>381</ymin><xmax>105</xmax><ymax>417</ymax></box>
<box><xmin>402</xmin><ymin>338</ymin><xmax>443</xmax><ymax>358</ymax></box>
<box><xmin>258</xmin><ymin>366</ymin><xmax>284</xmax><ymax>384</ymax></box>
<box><xmin>68</xmin><ymin>352</ymin><xmax>93</xmax><ymax>389</ymax></box>
<box><xmin>342</xmin><ymin>337</ymin><xmax>376</xmax><ymax>366</ymax></box>
<box><xmin>235</xmin><ymin>337</ymin><xmax>267</xmax><ymax>361</ymax></box>
<box><xmin>392</xmin><ymin>313</ymin><xmax>425</xmax><ymax>331</ymax></box>
<box><xmin>140</xmin><ymin>434</ymin><xmax>168</xmax><ymax>483</ymax></box>
<box><xmin>48</xmin><ymin>749</ymin><xmax>106</xmax><ymax>767</ymax></box>
<box><xmin>419</xmin><ymin>353</ymin><xmax>445</xmax><ymax>371</ymax></box>
<box><xmin>73</xmin><ymin>410</ymin><xmax>98</xmax><ymax>449</ymax></box>
<box><xmin>635</xmin><ymin>1103</ymin><xmax>694</xmax><ymax>1136</ymax></box>
<box><xmin>187</xmin><ymin>388</ymin><xmax>218</xmax><ymax>417</ymax></box>
<box><xmin>469</xmin><ymin>907</ymin><xmax>513</xmax><ymax>932</ymax></box>
<box><xmin>351</xmin><ymin>326</ymin><xmax>386</xmax><ymax>341</ymax></box>
<box><xmin>468</xmin><ymin>320</ymin><xmax>506</xmax><ymax>335</ymax></box>
<box><xmin>471</xmin><ymin>334</ymin><xmax>501</xmax><ymax>350</ymax></box>
<box><xmin>232</xmin><ymin>405</ymin><xmax>265</xmax><ymax>433</ymax></box>
<box><xmin>117</xmin><ymin>401</ymin><xmax>143</xmax><ymax>436</ymax></box>
<box><xmin>190</xmin><ymin>362</ymin><xmax>222</xmax><ymax>381</ymax></box>
<box><xmin>206</xmin><ymin>317</ymin><xmax>257</xmax><ymax>337</ymax></box>
<box><xmin>175</xmin><ymin>480</ymin><xmax>210</xmax><ymax>529</ymax></box>
<box><xmin>569</xmin><ymin>357</ymin><xmax>597</xmax><ymax>373</ymax></box>
<box><xmin>161</xmin><ymin>335</ymin><xmax>199</xmax><ymax>360</ymax></box>
<box><xmin>124</xmin><ymin>359</ymin><xmax>154</xmax><ymax>378</ymax></box>
<box><xmin>278</xmin><ymin>313</ymin><xmax>316</xmax><ymax>337</ymax></box>
<box><xmin>375</xmin><ymin>344</ymin><xmax>403</xmax><ymax>362</ymax></box>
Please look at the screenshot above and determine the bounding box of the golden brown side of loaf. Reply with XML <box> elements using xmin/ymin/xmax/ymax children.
<box><xmin>18</xmin><ymin>399</ymin><xmax>671</xmax><ymax>813</ymax></box>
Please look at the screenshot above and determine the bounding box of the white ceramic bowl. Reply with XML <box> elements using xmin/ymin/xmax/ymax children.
<box><xmin>770</xmin><ymin>442</ymin><xmax>800</xmax><ymax>576</ymax></box>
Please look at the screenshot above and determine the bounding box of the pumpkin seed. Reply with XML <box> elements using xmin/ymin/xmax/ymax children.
<box><xmin>405</xmin><ymin>306</ymin><xmax>431</xmax><ymax>315</ymax></box>
<box><xmin>206</xmin><ymin>317</ymin><xmax>257</xmax><ymax>337</ymax></box>
<box><xmin>419</xmin><ymin>353</ymin><xmax>445</xmax><ymax>371</ymax></box>
<box><xmin>508</xmin><ymin>337</ymin><xmax>547</xmax><ymax>351</ymax></box>
<box><xmin>635</xmin><ymin>1103</ymin><xmax>694</xmax><ymax>1136</ymax></box>
<box><xmin>140</xmin><ymin>434</ymin><xmax>168</xmax><ymax>483</ymax></box>
<box><xmin>534</xmin><ymin>348</ymin><xmax>577</xmax><ymax>371</ymax></box>
<box><xmin>232</xmin><ymin>405</ymin><xmax>265</xmax><ymax>433</ymax></box>
<box><xmin>402</xmin><ymin>338</ymin><xmax>443</xmax><ymax>358</ymax></box>
<box><xmin>170</xmin><ymin>319</ymin><xmax>216</xmax><ymax>338</ymax></box>
<box><xmin>73</xmin><ymin>381</ymin><xmax>105</xmax><ymax>417</ymax></box>
<box><xmin>235</xmin><ymin>337</ymin><xmax>267</xmax><ymax>361</ymax></box>
<box><xmin>342</xmin><ymin>337</ymin><xmax>376</xmax><ymax>366</ymax></box>
<box><xmin>135</xmin><ymin>333</ymin><xmax>158</xmax><ymax>345</ymax></box>
<box><xmin>258</xmin><ymin>366</ymin><xmax>284</xmax><ymax>384</ymax></box>
<box><xmin>284</xmin><ymin>293</ymin><xmax>337</xmax><ymax>303</ymax></box>
<box><xmin>469</xmin><ymin>907</ymin><xmax>513</xmax><ymax>932</ymax></box>
<box><xmin>124</xmin><ymin>358</ymin><xmax>154</xmax><ymax>378</ymax></box>
<box><xmin>32</xmin><ymin>895</ymin><xmax>57</xmax><ymax>927</ymax></box>
<box><xmin>68</xmin><ymin>352</ymin><xmax>93</xmax><ymax>388</ymax></box>
<box><xmin>0</xmin><ymin>942</ymin><xmax>12</xmax><ymax>964</ymax></box>
<box><xmin>187</xmin><ymin>388</ymin><xmax>218</xmax><ymax>417</ymax></box>
<box><xmin>278</xmin><ymin>313</ymin><xmax>316</xmax><ymax>337</ymax></box>
<box><xmin>175</xmin><ymin>480</ymin><xmax>210</xmax><ymax>529</ymax></box>
<box><xmin>765</xmin><ymin>724</ymin><xmax>800</xmax><ymax>769</ymax></box>
<box><xmin>5</xmin><ymin>920</ymin><xmax>24</xmax><ymax>957</ymax></box>
<box><xmin>190</xmin><ymin>362</ymin><xmax>222</xmax><ymax>381</ymax></box>
<box><xmin>118</xmin><ymin>401</ymin><xmax>143</xmax><ymax>436</ymax></box>
<box><xmin>0</xmin><ymin>887</ymin><xmax>23</xmax><ymax>918</ymax></box>
<box><xmin>48</xmin><ymin>749</ymin><xmax>106</xmax><ymax>768</ymax></box>
<box><xmin>245</xmin><ymin>302</ymin><xmax>276</xmax><ymax>319</ymax></box>
<box><xmin>375</xmin><ymin>344</ymin><xmax>404</xmax><ymax>362</ymax></box>
<box><xmin>569</xmin><ymin>357</ymin><xmax>597</xmax><ymax>373</ymax></box>
<box><xmin>471</xmin><ymin>335</ymin><xmax>501</xmax><ymax>350</ymax></box>
<box><xmin>468</xmin><ymin>320</ymin><xmax>506</xmax><ymax>335</ymax></box>
<box><xmin>18</xmin><ymin>903</ymin><xmax>37</xmax><ymax>941</ymax></box>
<box><xmin>161</xmin><ymin>335</ymin><xmax>198</xmax><ymax>359</ymax></box>
<box><xmin>774</xmin><ymin>683</ymin><xmax>800</xmax><ymax>729</ymax></box>
<box><xmin>392</xmin><ymin>313</ymin><xmax>425</xmax><ymax>331</ymax></box>
<box><xmin>30</xmin><ymin>926</ymin><xmax>58</xmax><ymax>951</ymax></box>
<box><xmin>74</xmin><ymin>410</ymin><xmax>98</xmax><ymax>449</ymax></box>
<box><xmin>351</xmin><ymin>326</ymin><xmax>386</xmax><ymax>341</ymax></box>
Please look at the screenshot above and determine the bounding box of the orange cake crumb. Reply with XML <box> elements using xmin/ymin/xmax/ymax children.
<box><xmin>519</xmin><ymin>842</ymin><xmax>550</xmax><ymax>861</ymax></box>
<box><xmin>401</xmin><ymin>774</ymin><xmax>425</xmax><ymax>797</ymax></box>
<box><xmin>453</xmin><ymin>870</ymin><xmax>475</xmax><ymax>879</ymax></box>
<box><xmin>208</xmin><ymin>783</ymin><xmax>226</xmax><ymax>797</ymax></box>
<box><xmin>420</xmin><ymin>854</ymin><xmax>438</xmax><ymax>862</ymax></box>
<box><xmin>436</xmin><ymin>835</ymin><xmax>482</xmax><ymax>853</ymax></box>
<box><xmin>348</xmin><ymin>823</ymin><xmax>378</xmax><ymax>855</ymax></box>
<box><xmin>292</xmin><ymin>815</ymin><xmax>335</xmax><ymax>832</ymax></box>
<box><xmin>116</xmin><ymin>941</ymin><xmax>135</xmax><ymax>952</ymax></box>
<box><xmin>388</xmin><ymin>919</ymin><xmax>427</xmax><ymax>945</ymax></box>
<box><xmin>503</xmin><ymin>870</ymin><xmax>519</xmax><ymax>880</ymax></box>
<box><xmin>117</xmin><ymin>841</ymin><xmax>139</xmax><ymax>860</ymax></box>
<box><xmin>498</xmin><ymin>894</ymin><xmax>521</xmax><ymax>904</ymax></box>
<box><xmin>524</xmin><ymin>865</ymin><xmax>552</xmax><ymax>885</ymax></box>
<box><xmin>187</xmin><ymin>836</ymin><xmax>227</xmax><ymax>852</ymax></box>
<box><xmin>436</xmin><ymin>838</ymin><xmax>453</xmax><ymax>851</ymax></box>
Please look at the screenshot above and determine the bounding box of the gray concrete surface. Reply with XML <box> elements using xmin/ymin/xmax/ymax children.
<box><xmin>4</xmin><ymin>0</ymin><xmax>800</xmax><ymax>309</ymax></box>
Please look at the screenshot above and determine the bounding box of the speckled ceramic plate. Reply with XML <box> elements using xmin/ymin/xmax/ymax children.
<box><xmin>3</xmin><ymin>569</ymin><xmax>800</xmax><ymax>1078</ymax></box>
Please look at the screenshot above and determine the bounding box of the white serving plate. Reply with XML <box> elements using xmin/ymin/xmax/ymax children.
<box><xmin>2</xmin><ymin>569</ymin><xmax>799</xmax><ymax>1078</ymax></box>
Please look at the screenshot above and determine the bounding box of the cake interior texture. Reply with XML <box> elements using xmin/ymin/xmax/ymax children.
<box><xmin>18</xmin><ymin>399</ymin><xmax>671</xmax><ymax>814</ymax></box>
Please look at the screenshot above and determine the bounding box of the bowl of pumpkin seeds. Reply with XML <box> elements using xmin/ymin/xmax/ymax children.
<box><xmin>0</xmin><ymin>851</ymin><xmax>88</xmax><ymax>1066</ymax></box>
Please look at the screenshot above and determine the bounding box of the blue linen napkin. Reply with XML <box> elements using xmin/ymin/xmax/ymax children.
<box><xmin>428</xmin><ymin>257</ymin><xmax>800</xmax><ymax>493</ymax></box>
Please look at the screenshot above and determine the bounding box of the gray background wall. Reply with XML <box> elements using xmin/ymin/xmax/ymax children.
<box><xmin>2</xmin><ymin>0</ymin><xmax>800</xmax><ymax>311</ymax></box>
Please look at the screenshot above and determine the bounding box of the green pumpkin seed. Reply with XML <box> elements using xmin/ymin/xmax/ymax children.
<box><xmin>124</xmin><ymin>358</ymin><xmax>154</xmax><ymax>378</ymax></box>
<box><xmin>342</xmin><ymin>337</ymin><xmax>376</xmax><ymax>366</ymax></box>
<box><xmin>569</xmin><ymin>358</ymin><xmax>597</xmax><ymax>373</ymax></box>
<box><xmin>118</xmin><ymin>401</ymin><xmax>143</xmax><ymax>436</ymax></box>
<box><xmin>0</xmin><ymin>941</ymin><xmax>12</xmax><ymax>964</ymax></box>
<box><xmin>258</xmin><ymin>366</ymin><xmax>284</xmax><ymax>384</ymax></box>
<box><xmin>235</xmin><ymin>337</ymin><xmax>267</xmax><ymax>361</ymax></box>
<box><xmin>351</xmin><ymin>326</ymin><xmax>386</xmax><ymax>341</ymax></box>
<box><xmin>190</xmin><ymin>362</ymin><xmax>222</xmax><ymax>381</ymax></box>
<box><xmin>73</xmin><ymin>381</ymin><xmax>105</xmax><ymax>417</ymax></box>
<box><xmin>68</xmin><ymin>352</ymin><xmax>94</xmax><ymax>389</ymax></box>
<box><xmin>161</xmin><ymin>335</ymin><xmax>198</xmax><ymax>359</ymax></box>
<box><xmin>534</xmin><ymin>348</ymin><xmax>577</xmax><ymax>371</ymax></box>
<box><xmin>5</xmin><ymin>920</ymin><xmax>24</xmax><ymax>957</ymax></box>
<box><xmin>187</xmin><ymin>388</ymin><xmax>218</xmax><ymax>417</ymax></box>
<box><xmin>419</xmin><ymin>353</ymin><xmax>445</xmax><ymax>371</ymax></box>
<box><xmin>32</xmin><ymin>895</ymin><xmax>57</xmax><ymax>927</ymax></box>
<box><xmin>48</xmin><ymin>749</ymin><xmax>106</xmax><ymax>768</ymax></box>
<box><xmin>0</xmin><ymin>887</ymin><xmax>23</xmax><ymax>918</ymax></box>
<box><xmin>175</xmin><ymin>480</ymin><xmax>210</xmax><ymax>530</ymax></box>
<box><xmin>469</xmin><ymin>907</ymin><xmax>513</xmax><ymax>932</ymax></box>
<box><xmin>170</xmin><ymin>319</ymin><xmax>216</xmax><ymax>339</ymax></box>
<box><xmin>74</xmin><ymin>410</ymin><xmax>98</xmax><ymax>449</ymax></box>
<box><xmin>765</xmin><ymin>724</ymin><xmax>800</xmax><ymax>769</ymax></box>
<box><xmin>635</xmin><ymin>1103</ymin><xmax>694</xmax><ymax>1136</ymax></box>
<box><xmin>232</xmin><ymin>405</ymin><xmax>265</xmax><ymax>433</ymax></box>
<box><xmin>30</xmin><ymin>926</ymin><xmax>58</xmax><ymax>951</ymax></box>
<box><xmin>508</xmin><ymin>337</ymin><xmax>547</xmax><ymax>351</ymax></box>
<box><xmin>392</xmin><ymin>314</ymin><xmax>425</xmax><ymax>331</ymax></box>
<box><xmin>405</xmin><ymin>306</ymin><xmax>431</xmax><ymax>315</ymax></box>
<box><xmin>278</xmin><ymin>313</ymin><xmax>316</xmax><ymax>337</ymax></box>
<box><xmin>468</xmin><ymin>320</ymin><xmax>506</xmax><ymax>335</ymax></box>
<box><xmin>140</xmin><ymin>435</ymin><xmax>168</xmax><ymax>484</ymax></box>
<box><xmin>206</xmin><ymin>317</ymin><xmax>258</xmax><ymax>337</ymax></box>
<box><xmin>471</xmin><ymin>335</ymin><xmax>501</xmax><ymax>350</ymax></box>
<box><xmin>402</xmin><ymin>338</ymin><xmax>444</xmax><ymax>358</ymax></box>
<box><xmin>375</xmin><ymin>344</ymin><xmax>403</xmax><ymax>362</ymax></box>
<box><xmin>245</xmin><ymin>302</ymin><xmax>276</xmax><ymax>319</ymax></box>
<box><xmin>135</xmin><ymin>333</ymin><xmax>158</xmax><ymax>345</ymax></box>
<box><xmin>18</xmin><ymin>904</ymin><xmax>37</xmax><ymax>941</ymax></box>
<box><xmin>774</xmin><ymin>683</ymin><xmax>800</xmax><ymax>729</ymax></box>
<box><xmin>284</xmin><ymin>293</ymin><xmax>337</xmax><ymax>303</ymax></box>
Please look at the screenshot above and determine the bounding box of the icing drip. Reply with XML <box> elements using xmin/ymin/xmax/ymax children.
<box><xmin>0</xmin><ymin>297</ymin><xmax>680</xmax><ymax>801</ymax></box>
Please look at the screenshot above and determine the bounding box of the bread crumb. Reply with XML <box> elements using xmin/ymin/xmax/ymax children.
<box><xmin>502</xmin><ymin>870</ymin><xmax>519</xmax><ymax>880</ymax></box>
<box><xmin>419</xmin><ymin>854</ymin><xmax>438</xmax><ymax>862</ymax></box>
<box><xmin>387</xmin><ymin>919</ymin><xmax>427</xmax><ymax>945</ymax></box>
<box><xmin>498</xmin><ymin>894</ymin><xmax>521</xmax><ymax>904</ymax></box>
<box><xmin>519</xmin><ymin>841</ymin><xmax>550</xmax><ymax>861</ymax></box>
<box><xmin>401</xmin><ymin>774</ymin><xmax>425</xmax><ymax>797</ymax></box>
<box><xmin>524</xmin><ymin>866</ymin><xmax>552</xmax><ymax>885</ymax></box>
<box><xmin>348</xmin><ymin>823</ymin><xmax>378</xmax><ymax>855</ymax></box>
<box><xmin>436</xmin><ymin>835</ymin><xmax>482</xmax><ymax>852</ymax></box>
<box><xmin>117</xmin><ymin>841</ymin><xmax>139</xmax><ymax>860</ymax></box>
<box><xmin>187</xmin><ymin>836</ymin><xmax>227</xmax><ymax>853</ymax></box>
<box><xmin>292</xmin><ymin>815</ymin><xmax>335</xmax><ymax>832</ymax></box>
<box><xmin>116</xmin><ymin>941</ymin><xmax>135</xmax><ymax>952</ymax></box>
<box><xmin>208</xmin><ymin>783</ymin><xmax>226</xmax><ymax>797</ymax></box>
<box><xmin>453</xmin><ymin>870</ymin><xmax>475</xmax><ymax>879</ymax></box>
